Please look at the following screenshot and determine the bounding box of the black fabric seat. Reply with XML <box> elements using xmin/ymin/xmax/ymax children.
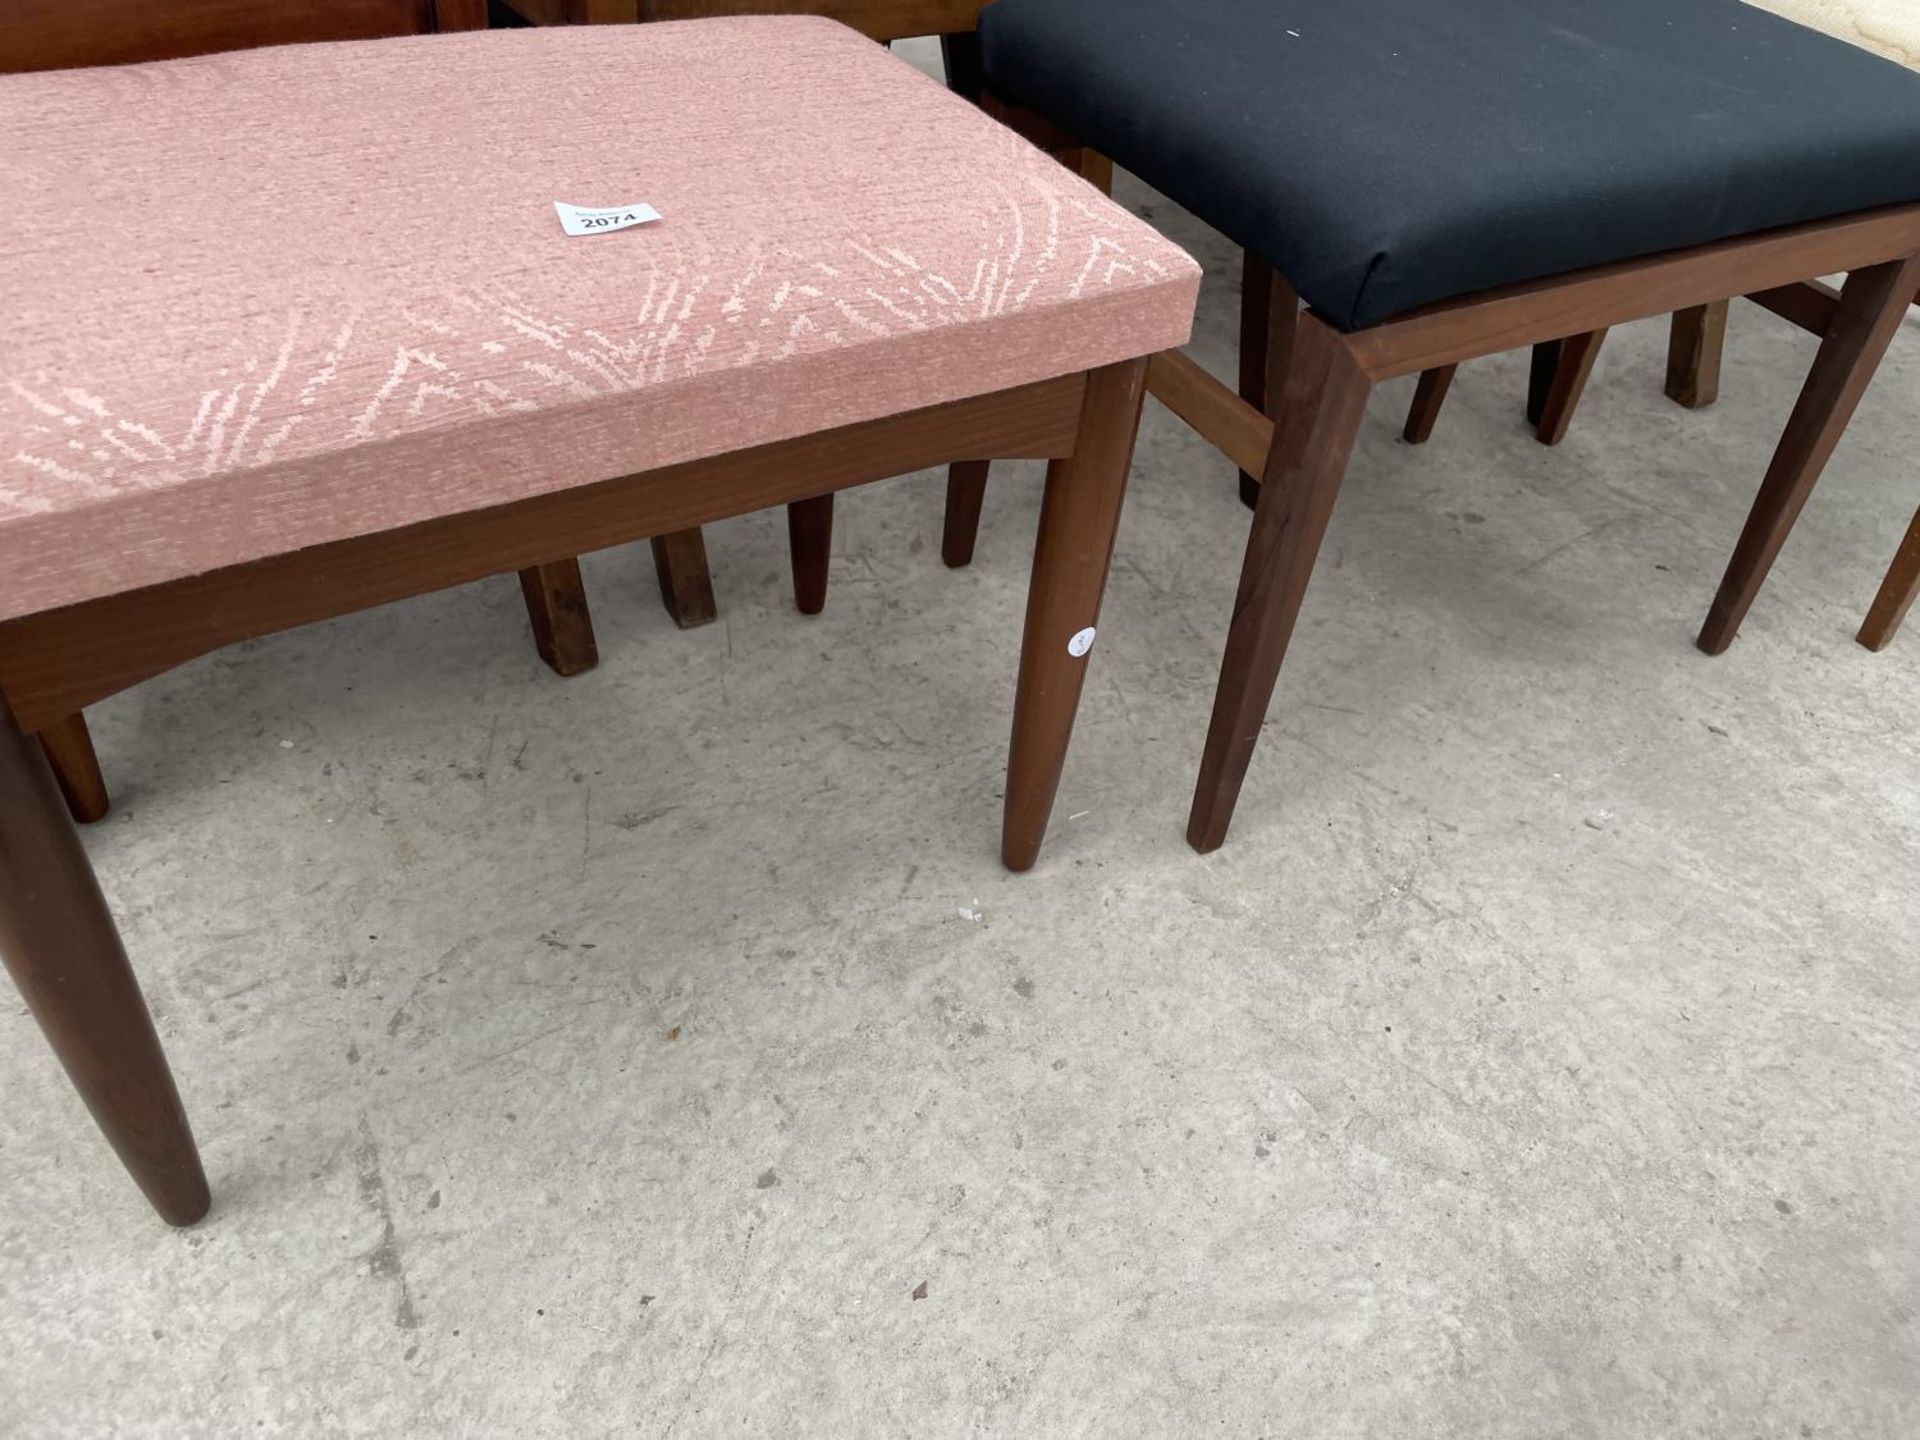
<box><xmin>977</xmin><ymin>0</ymin><xmax>1920</xmax><ymax>330</ymax></box>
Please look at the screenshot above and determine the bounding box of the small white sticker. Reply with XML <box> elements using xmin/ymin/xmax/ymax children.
<box><xmin>1067</xmin><ymin>626</ymin><xmax>1096</xmax><ymax>658</ymax></box>
<box><xmin>554</xmin><ymin>200</ymin><xmax>661</xmax><ymax>237</ymax></box>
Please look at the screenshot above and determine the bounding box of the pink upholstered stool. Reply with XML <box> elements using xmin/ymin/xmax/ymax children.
<box><xmin>0</xmin><ymin>0</ymin><xmax>561</xmax><ymax>827</ymax></box>
<box><xmin>0</xmin><ymin>17</ymin><xmax>1198</xmax><ymax>1225</ymax></box>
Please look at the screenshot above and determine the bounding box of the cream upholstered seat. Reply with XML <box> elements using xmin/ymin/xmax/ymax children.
<box><xmin>1746</xmin><ymin>0</ymin><xmax>1920</xmax><ymax>67</ymax></box>
<box><xmin>0</xmin><ymin>17</ymin><xmax>1197</xmax><ymax>623</ymax></box>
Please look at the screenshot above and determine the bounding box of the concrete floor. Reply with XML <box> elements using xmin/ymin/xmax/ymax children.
<box><xmin>6</xmin><ymin>52</ymin><xmax>1920</xmax><ymax>1440</ymax></box>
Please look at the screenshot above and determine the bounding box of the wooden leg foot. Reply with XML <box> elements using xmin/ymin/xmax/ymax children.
<box><xmin>1667</xmin><ymin>300</ymin><xmax>1729</xmax><ymax>409</ymax></box>
<box><xmin>1700</xmin><ymin>259</ymin><xmax>1920</xmax><ymax>654</ymax></box>
<box><xmin>0</xmin><ymin>702</ymin><xmax>208</xmax><ymax>1226</ymax></box>
<box><xmin>1858</xmin><ymin>504</ymin><xmax>1920</xmax><ymax>652</ymax></box>
<box><xmin>787</xmin><ymin>494</ymin><xmax>834</xmax><ymax>615</ymax></box>
<box><xmin>1534</xmin><ymin>329</ymin><xmax>1608</xmax><ymax>446</ymax></box>
<box><xmin>38</xmin><ymin>711</ymin><xmax>110</xmax><ymax>823</ymax></box>
<box><xmin>942</xmin><ymin>461</ymin><xmax>991</xmax><ymax>568</ymax></box>
<box><xmin>517</xmin><ymin>559</ymin><xmax>598</xmax><ymax>677</ymax></box>
<box><xmin>1002</xmin><ymin>360</ymin><xmax>1148</xmax><ymax>872</ymax></box>
<box><xmin>1402</xmin><ymin>365</ymin><xmax>1457</xmax><ymax>444</ymax></box>
<box><xmin>650</xmin><ymin>528</ymin><xmax>718</xmax><ymax>630</ymax></box>
<box><xmin>1188</xmin><ymin>315</ymin><xmax>1373</xmax><ymax>854</ymax></box>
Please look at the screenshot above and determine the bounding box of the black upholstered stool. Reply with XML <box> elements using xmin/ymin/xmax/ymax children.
<box><xmin>951</xmin><ymin>0</ymin><xmax>1920</xmax><ymax>851</ymax></box>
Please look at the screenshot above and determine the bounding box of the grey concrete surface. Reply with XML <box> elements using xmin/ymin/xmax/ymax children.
<box><xmin>5</xmin><ymin>49</ymin><xmax>1919</xmax><ymax>1440</ymax></box>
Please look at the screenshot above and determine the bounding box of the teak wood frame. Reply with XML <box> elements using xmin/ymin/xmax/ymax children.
<box><xmin>1173</xmin><ymin>213</ymin><xmax>1920</xmax><ymax>850</ymax></box>
<box><xmin>0</xmin><ymin>0</ymin><xmax>637</xmax><ymax>824</ymax></box>
<box><xmin>0</xmin><ymin>359</ymin><xmax>1148</xmax><ymax>1226</ymax></box>
<box><xmin>972</xmin><ymin>204</ymin><xmax>1920</xmax><ymax>851</ymax></box>
<box><xmin>919</xmin><ymin>64</ymin><xmax>1920</xmax><ymax>847</ymax></box>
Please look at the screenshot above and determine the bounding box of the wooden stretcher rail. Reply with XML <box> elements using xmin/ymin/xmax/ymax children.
<box><xmin>1145</xmin><ymin>350</ymin><xmax>1275</xmax><ymax>479</ymax></box>
<box><xmin>1747</xmin><ymin>278</ymin><xmax>1844</xmax><ymax>336</ymax></box>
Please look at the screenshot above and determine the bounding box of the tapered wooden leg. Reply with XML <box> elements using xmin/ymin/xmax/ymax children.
<box><xmin>1402</xmin><ymin>364</ymin><xmax>1457</xmax><ymax>444</ymax></box>
<box><xmin>1002</xmin><ymin>359</ymin><xmax>1148</xmax><ymax>872</ymax></box>
<box><xmin>649</xmin><ymin>528</ymin><xmax>718</xmax><ymax>630</ymax></box>
<box><xmin>942</xmin><ymin>460</ymin><xmax>991</xmax><ymax>568</ymax></box>
<box><xmin>517</xmin><ymin>559</ymin><xmax>598</xmax><ymax>677</ymax></box>
<box><xmin>1534</xmin><ymin>329</ymin><xmax>1608</xmax><ymax>446</ymax></box>
<box><xmin>0</xmin><ymin>701</ymin><xmax>208</xmax><ymax>1225</ymax></box>
<box><xmin>38</xmin><ymin>711</ymin><xmax>110</xmax><ymax>824</ymax></box>
<box><xmin>1188</xmin><ymin>315</ymin><xmax>1373</xmax><ymax>854</ymax></box>
<box><xmin>1050</xmin><ymin>146</ymin><xmax>1114</xmax><ymax>193</ymax></box>
<box><xmin>1525</xmin><ymin>339</ymin><xmax>1562</xmax><ymax>430</ymax></box>
<box><xmin>1700</xmin><ymin>257</ymin><xmax>1920</xmax><ymax>655</ymax></box>
<box><xmin>787</xmin><ymin>493</ymin><xmax>834</xmax><ymax>615</ymax></box>
<box><xmin>1858</xmin><ymin>504</ymin><xmax>1920</xmax><ymax>651</ymax></box>
<box><xmin>1078</xmin><ymin>150</ymin><xmax>1114</xmax><ymax>195</ymax></box>
<box><xmin>1238</xmin><ymin>253</ymin><xmax>1299</xmax><ymax>511</ymax></box>
<box><xmin>1666</xmin><ymin>300</ymin><xmax>1729</xmax><ymax>409</ymax></box>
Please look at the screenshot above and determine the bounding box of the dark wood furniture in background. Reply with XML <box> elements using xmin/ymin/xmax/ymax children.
<box><xmin>0</xmin><ymin>0</ymin><xmax>616</xmax><ymax>821</ymax></box>
<box><xmin>491</xmin><ymin>0</ymin><xmax>1033</xmax><ymax>618</ymax></box>
<box><xmin>490</xmin><ymin>0</ymin><xmax>788</xmax><ymax>633</ymax></box>
<box><xmin>0</xmin><ymin>0</ymin><xmax>489</xmax><ymax>70</ymax></box>
<box><xmin>499</xmin><ymin>1</ymin><xmax>1019</xmax><ymax>625</ymax></box>
<box><xmin>497</xmin><ymin>0</ymin><xmax>980</xmax><ymax>31</ymax></box>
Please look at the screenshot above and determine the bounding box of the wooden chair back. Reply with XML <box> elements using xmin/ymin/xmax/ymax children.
<box><xmin>0</xmin><ymin>0</ymin><xmax>483</xmax><ymax>74</ymax></box>
<box><xmin>501</xmin><ymin>0</ymin><xmax>986</xmax><ymax>42</ymax></box>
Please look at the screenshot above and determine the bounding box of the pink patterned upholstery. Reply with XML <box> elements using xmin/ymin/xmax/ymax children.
<box><xmin>0</xmin><ymin>18</ymin><xmax>1198</xmax><ymax>623</ymax></box>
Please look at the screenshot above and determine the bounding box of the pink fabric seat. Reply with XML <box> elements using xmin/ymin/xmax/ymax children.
<box><xmin>0</xmin><ymin>17</ymin><xmax>1198</xmax><ymax>624</ymax></box>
